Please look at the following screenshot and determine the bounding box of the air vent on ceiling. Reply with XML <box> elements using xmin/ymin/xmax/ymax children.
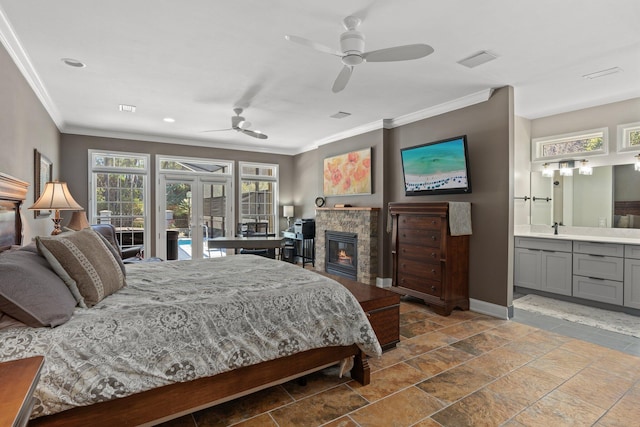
<box><xmin>457</xmin><ymin>51</ymin><xmax>498</xmax><ymax>68</ymax></box>
<box><xmin>582</xmin><ymin>67</ymin><xmax>623</xmax><ymax>80</ymax></box>
<box><xmin>118</xmin><ymin>104</ymin><xmax>136</xmax><ymax>113</ymax></box>
<box><xmin>330</xmin><ymin>111</ymin><xmax>351</xmax><ymax>119</ymax></box>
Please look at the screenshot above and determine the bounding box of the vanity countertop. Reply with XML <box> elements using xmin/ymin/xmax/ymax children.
<box><xmin>514</xmin><ymin>230</ymin><xmax>640</xmax><ymax>245</ymax></box>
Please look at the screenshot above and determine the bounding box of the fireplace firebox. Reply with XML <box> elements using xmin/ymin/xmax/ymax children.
<box><xmin>325</xmin><ymin>231</ymin><xmax>357</xmax><ymax>280</ymax></box>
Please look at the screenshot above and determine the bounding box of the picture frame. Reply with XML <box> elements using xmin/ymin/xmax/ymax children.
<box><xmin>34</xmin><ymin>149</ymin><xmax>52</xmax><ymax>218</ymax></box>
<box><xmin>323</xmin><ymin>147</ymin><xmax>372</xmax><ymax>196</ymax></box>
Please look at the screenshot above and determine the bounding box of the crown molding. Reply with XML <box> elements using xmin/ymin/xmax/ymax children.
<box><xmin>386</xmin><ymin>88</ymin><xmax>494</xmax><ymax>128</ymax></box>
<box><xmin>62</xmin><ymin>126</ymin><xmax>295</xmax><ymax>156</ymax></box>
<box><xmin>0</xmin><ymin>6</ymin><xmax>63</xmax><ymax>129</ymax></box>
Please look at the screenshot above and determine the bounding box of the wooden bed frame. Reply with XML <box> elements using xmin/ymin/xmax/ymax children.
<box><xmin>0</xmin><ymin>173</ymin><xmax>370</xmax><ymax>427</ymax></box>
<box><xmin>614</xmin><ymin>200</ymin><xmax>640</xmax><ymax>217</ymax></box>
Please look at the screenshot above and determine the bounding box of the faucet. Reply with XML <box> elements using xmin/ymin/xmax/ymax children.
<box><xmin>552</xmin><ymin>222</ymin><xmax>559</xmax><ymax>235</ymax></box>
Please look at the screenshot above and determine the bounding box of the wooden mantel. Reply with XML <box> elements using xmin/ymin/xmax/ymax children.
<box><xmin>316</xmin><ymin>207</ymin><xmax>381</xmax><ymax>211</ymax></box>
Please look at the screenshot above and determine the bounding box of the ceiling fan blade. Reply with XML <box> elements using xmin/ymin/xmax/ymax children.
<box><xmin>237</xmin><ymin>120</ymin><xmax>251</xmax><ymax>130</ymax></box>
<box><xmin>201</xmin><ymin>128</ymin><xmax>233</xmax><ymax>133</ymax></box>
<box><xmin>240</xmin><ymin>129</ymin><xmax>268</xmax><ymax>139</ymax></box>
<box><xmin>285</xmin><ymin>35</ymin><xmax>342</xmax><ymax>56</ymax></box>
<box><xmin>363</xmin><ymin>44</ymin><xmax>434</xmax><ymax>62</ymax></box>
<box><xmin>332</xmin><ymin>65</ymin><xmax>353</xmax><ymax>93</ymax></box>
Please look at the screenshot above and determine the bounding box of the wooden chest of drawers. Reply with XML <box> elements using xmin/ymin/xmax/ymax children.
<box><xmin>390</xmin><ymin>202</ymin><xmax>470</xmax><ymax>316</ymax></box>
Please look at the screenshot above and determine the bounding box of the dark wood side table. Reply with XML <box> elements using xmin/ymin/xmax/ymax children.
<box><xmin>318</xmin><ymin>272</ymin><xmax>400</xmax><ymax>350</ymax></box>
<box><xmin>0</xmin><ymin>356</ymin><xmax>44</xmax><ymax>427</ymax></box>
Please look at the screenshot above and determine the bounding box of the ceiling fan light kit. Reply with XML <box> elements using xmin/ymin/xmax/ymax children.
<box><xmin>285</xmin><ymin>15</ymin><xmax>434</xmax><ymax>93</ymax></box>
<box><xmin>203</xmin><ymin>107</ymin><xmax>268</xmax><ymax>139</ymax></box>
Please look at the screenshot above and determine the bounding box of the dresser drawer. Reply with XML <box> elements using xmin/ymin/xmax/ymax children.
<box><xmin>397</xmin><ymin>227</ymin><xmax>441</xmax><ymax>247</ymax></box>
<box><xmin>397</xmin><ymin>273</ymin><xmax>442</xmax><ymax>297</ymax></box>
<box><xmin>573</xmin><ymin>276</ymin><xmax>623</xmax><ymax>305</ymax></box>
<box><xmin>397</xmin><ymin>257</ymin><xmax>441</xmax><ymax>281</ymax></box>
<box><xmin>625</xmin><ymin>245</ymin><xmax>640</xmax><ymax>260</ymax></box>
<box><xmin>573</xmin><ymin>253</ymin><xmax>623</xmax><ymax>281</ymax></box>
<box><xmin>514</xmin><ymin>237</ymin><xmax>572</xmax><ymax>252</ymax></box>
<box><xmin>397</xmin><ymin>215</ymin><xmax>442</xmax><ymax>231</ymax></box>
<box><xmin>573</xmin><ymin>241</ymin><xmax>624</xmax><ymax>257</ymax></box>
<box><xmin>397</xmin><ymin>243</ymin><xmax>440</xmax><ymax>264</ymax></box>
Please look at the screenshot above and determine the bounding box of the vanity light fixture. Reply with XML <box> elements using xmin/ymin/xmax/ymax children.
<box><xmin>578</xmin><ymin>159</ymin><xmax>593</xmax><ymax>175</ymax></box>
<box><xmin>635</xmin><ymin>154</ymin><xmax>640</xmax><ymax>172</ymax></box>
<box><xmin>559</xmin><ymin>160</ymin><xmax>574</xmax><ymax>177</ymax></box>
<box><xmin>541</xmin><ymin>163</ymin><xmax>554</xmax><ymax>177</ymax></box>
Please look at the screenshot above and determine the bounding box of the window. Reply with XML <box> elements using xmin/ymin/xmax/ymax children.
<box><xmin>532</xmin><ymin>128</ymin><xmax>608</xmax><ymax>161</ymax></box>
<box><xmin>617</xmin><ymin>121</ymin><xmax>640</xmax><ymax>152</ymax></box>
<box><xmin>239</xmin><ymin>162</ymin><xmax>278</xmax><ymax>233</ymax></box>
<box><xmin>89</xmin><ymin>150</ymin><xmax>149</xmax><ymax>251</ymax></box>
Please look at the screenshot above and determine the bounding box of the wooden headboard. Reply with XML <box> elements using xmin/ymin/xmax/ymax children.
<box><xmin>0</xmin><ymin>173</ymin><xmax>29</xmax><ymax>247</ymax></box>
<box><xmin>614</xmin><ymin>201</ymin><xmax>640</xmax><ymax>217</ymax></box>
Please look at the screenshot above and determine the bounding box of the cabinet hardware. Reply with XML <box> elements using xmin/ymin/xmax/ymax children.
<box><xmin>588</xmin><ymin>276</ymin><xmax>605</xmax><ymax>280</ymax></box>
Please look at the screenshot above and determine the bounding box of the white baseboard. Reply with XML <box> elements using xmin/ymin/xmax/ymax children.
<box><xmin>469</xmin><ymin>298</ymin><xmax>511</xmax><ymax>320</ymax></box>
<box><xmin>376</xmin><ymin>277</ymin><xmax>392</xmax><ymax>288</ymax></box>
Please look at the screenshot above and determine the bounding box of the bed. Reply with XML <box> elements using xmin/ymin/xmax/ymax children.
<box><xmin>0</xmin><ymin>173</ymin><xmax>381</xmax><ymax>426</ymax></box>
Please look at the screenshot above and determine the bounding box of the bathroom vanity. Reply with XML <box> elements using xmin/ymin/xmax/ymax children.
<box><xmin>514</xmin><ymin>231</ymin><xmax>640</xmax><ymax>311</ymax></box>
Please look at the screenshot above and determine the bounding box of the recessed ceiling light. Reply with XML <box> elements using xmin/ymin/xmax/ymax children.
<box><xmin>457</xmin><ymin>51</ymin><xmax>498</xmax><ymax>68</ymax></box>
<box><xmin>582</xmin><ymin>67</ymin><xmax>623</xmax><ymax>79</ymax></box>
<box><xmin>330</xmin><ymin>111</ymin><xmax>351</xmax><ymax>119</ymax></box>
<box><xmin>61</xmin><ymin>58</ymin><xmax>86</xmax><ymax>68</ymax></box>
<box><xmin>163</xmin><ymin>117</ymin><xmax>175</xmax><ymax>123</ymax></box>
<box><xmin>118</xmin><ymin>104</ymin><xmax>136</xmax><ymax>113</ymax></box>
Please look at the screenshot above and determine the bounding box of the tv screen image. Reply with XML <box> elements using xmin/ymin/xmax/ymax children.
<box><xmin>401</xmin><ymin>135</ymin><xmax>471</xmax><ymax>196</ymax></box>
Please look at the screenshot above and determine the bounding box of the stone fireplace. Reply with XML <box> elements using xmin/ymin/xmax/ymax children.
<box><xmin>315</xmin><ymin>207</ymin><xmax>379</xmax><ymax>285</ymax></box>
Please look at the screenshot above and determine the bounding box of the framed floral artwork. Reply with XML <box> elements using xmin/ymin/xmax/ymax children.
<box><xmin>34</xmin><ymin>149</ymin><xmax>52</xmax><ymax>218</ymax></box>
<box><xmin>323</xmin><ymin>147</ymin><xmax>371</xmax><ymax>196</ymax></box>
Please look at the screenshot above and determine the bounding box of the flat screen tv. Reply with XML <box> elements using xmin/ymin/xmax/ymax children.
<box><xmin>400</xmin><ymin>135</ymin><xmax>472</xmax><ymax>196</ymax></box>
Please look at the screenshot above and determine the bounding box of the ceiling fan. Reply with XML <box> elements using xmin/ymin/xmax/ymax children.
<box><xmin>285</xmin><ymin>15</ymin><xmax>434</xmax><ymax>93</ymax></box>
<box><xmin>203</xmin><ymin>108</ymin><xmax>268</xmax><ymax>139</ymax></box>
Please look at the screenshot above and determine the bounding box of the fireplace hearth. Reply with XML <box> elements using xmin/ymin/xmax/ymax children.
<box><xmin>325</xmin><ymin>231</ymin><xmax>357</xmax><ymax>280</ymax></box>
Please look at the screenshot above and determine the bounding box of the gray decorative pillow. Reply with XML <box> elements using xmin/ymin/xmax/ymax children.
<box><xmin>36</xmin><ymin>228</ymin><xmax>126</xmax><ymax>308</ymax></box>
<box><xmin>0</xmin><ymin>249</ymin><xmax>77</xmax><ymax>327</ymax></box>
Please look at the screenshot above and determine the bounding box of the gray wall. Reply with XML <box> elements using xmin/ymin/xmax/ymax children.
<box><xmin>59</xmin><ymin>134</ymin><xmax>295</xmax><ymax>253</ymax></box>
<box><xmin>0</xmin><ymin>42</ymin><xmax>61</xmax><ymax>241</ymax></box>
<box><xmin>293</xmin><ymin>87</ymin><xmax>515</xmax><ymax>307</ymax></box>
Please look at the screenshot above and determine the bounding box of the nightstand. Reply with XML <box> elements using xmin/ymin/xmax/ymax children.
<box><xmin>0</xmin><ymin>356</ymin><xmax>44</xmax><ymax>427</ymax></box>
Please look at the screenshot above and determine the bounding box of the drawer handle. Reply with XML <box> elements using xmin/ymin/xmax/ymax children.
<box><xmin>588</xmin><ymin>254</ymin><xmax>606</xmax><ymax>258</ymax></box>
<box><xmin>431</xmin><ymin>269</ymin><xmax>436</xmax><ymax>274</ymax></box>
<box><xmin>588</xmin><ymin>276</ymin><xmax>605</xmax><ymax>280</ymax></box>
<box><xmin>431</xmin><ymin>252</ymin><xmax>437</xmax><ymax>258</ymax></box>
<box><xmin>366</xmin><ymin>312</ymin><xmax>371</xmax><ymax>317</ymax></box>
<box><xmin>431</xmin><ymin>220</ymin><xmax>437</xmax><ymax>224</ymax></box>
<box><xmin>431</xmin><ymin>286</ymin><xmax>437</xmax><ymax>291</ymax></box>
<box><xmin>431</xmin><ymin>235</ymin><xmax>436</xmax><ymax>241</ymax></box>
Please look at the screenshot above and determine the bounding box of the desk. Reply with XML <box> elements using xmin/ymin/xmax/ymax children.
<box><xmin>282</xmin><ymin>231</ymin><xmax>315</xmax><ymax>267</ymax></box>
<box><xmin>206</xmin><ymin>236</ymin><xmax>285</xmax><ymax>250</ymax></box>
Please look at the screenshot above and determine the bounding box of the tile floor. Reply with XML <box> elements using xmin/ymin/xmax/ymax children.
<box><xmin>160</xmin><ymin>298</ymin><xmax>640</xmax><ymax>427</ymax></box>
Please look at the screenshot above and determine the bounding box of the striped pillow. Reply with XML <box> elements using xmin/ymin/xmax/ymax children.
<box><xmin>36</xmin><ymin>228</ymin><xmax>126</xmax><ymax>308</ymax></box>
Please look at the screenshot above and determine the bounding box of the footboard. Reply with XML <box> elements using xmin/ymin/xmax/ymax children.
<box><xmin>30</xmin><ymin>345</ymin><xmax>369</xmax><ymax>427</ymax></box>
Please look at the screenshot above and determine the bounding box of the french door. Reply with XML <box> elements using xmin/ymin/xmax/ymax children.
<box><xmin>158</xmin><ymin>175</ymin><xmax>231</xmax><ymax>260</ymax></box>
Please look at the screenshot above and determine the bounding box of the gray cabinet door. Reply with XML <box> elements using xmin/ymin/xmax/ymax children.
<box><xmin>541</xmin><ymin>251</ymin><xmax>573</xmax><ymax>296</ymax></box>
<box><xmin>624</xmin><ymin>258</ymin><xmax>640</xmax><ymax>309</ymax></box>
<box><xmin>514</xmin><ymin>248</ymin><xmax>541</xmax><ymax>290</ymax></box>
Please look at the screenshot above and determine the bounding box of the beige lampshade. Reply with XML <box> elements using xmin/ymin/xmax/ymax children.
<box><xmin>283</xmin><ymin>205</ymin><xmax>294</xmax><ymax>218</ymax></box>
<box><xmin>67</xmin><ymin>210</ymin><xmax>91</xmax><ymax>230</ymax></box>
<box><xmin>29</xmin><ymin>181</ymin><xmax>83</xmax><ymax>211</ymax></box>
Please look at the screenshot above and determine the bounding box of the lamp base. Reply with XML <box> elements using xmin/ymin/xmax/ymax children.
<box><xmin>51</xmin><ymin>216</ymin><xmax>63</xmax><ymax>235</ymax></box>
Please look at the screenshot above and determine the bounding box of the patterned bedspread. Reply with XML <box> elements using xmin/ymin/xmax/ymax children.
<box><xmin>0</xmin><ymin>256</ymin><xmax>382</xmax><ymax>418</ymax></box>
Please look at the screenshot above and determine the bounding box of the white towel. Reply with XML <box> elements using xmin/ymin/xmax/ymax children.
<box><xmin>448</xmin><ymin>202</ymin><xmax>472</xmax><ymax>236</ymax></box>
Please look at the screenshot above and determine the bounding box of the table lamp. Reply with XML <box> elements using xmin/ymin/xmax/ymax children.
<box><xmin>283</xmin><ymin>205</ymin><xmax>294</xmax><ymax>228</ymax></box>
<box><xmin>29</xmin><ymin>181</ymin><xmax>83</xmax><ymax>235</ymax></box>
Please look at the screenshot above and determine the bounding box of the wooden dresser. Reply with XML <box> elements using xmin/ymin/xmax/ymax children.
<box><xmin>389</xmin><ymin>202</ymin><xmax>470</xmax><ymax>316</ymax></box>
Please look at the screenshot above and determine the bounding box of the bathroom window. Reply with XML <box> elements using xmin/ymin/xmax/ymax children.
<box><xmin>532</xmin><ymin>127</ymin><xmax>608</xmax><ymax>161</ymax></box>
<box><xmin>617</xmin><ymin>121</ymin><xmax>640</xmax><ymax>152</ymax></box>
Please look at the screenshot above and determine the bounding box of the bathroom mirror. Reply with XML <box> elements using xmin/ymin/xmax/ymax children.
<box><xmin>530</xmin><ymin>163</ymin><xmax>639</xmax><ymax>228</ymax></box>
